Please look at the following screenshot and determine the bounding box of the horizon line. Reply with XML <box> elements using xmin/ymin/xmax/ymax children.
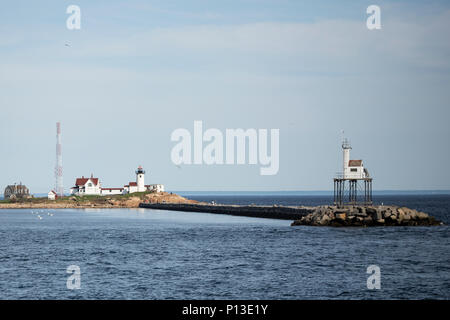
<box><xmin>2</xmin><ymin>189</ymin><xmax>450</xmax><ymax>197</ymax></box>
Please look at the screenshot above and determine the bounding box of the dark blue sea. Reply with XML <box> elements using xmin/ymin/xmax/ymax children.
<box><xmin>0</xmin><ymin>194</ymin><xmax>448</xmax><ymax>299</ymax></box>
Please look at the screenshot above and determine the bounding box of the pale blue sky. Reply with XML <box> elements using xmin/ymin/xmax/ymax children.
<box><xmin>1</xmin><ymin>0</ymin><xmax>450</xmax><ymax>192</ymax></box>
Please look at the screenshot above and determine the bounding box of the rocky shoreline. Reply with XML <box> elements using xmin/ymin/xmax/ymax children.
<box><xmin>0</xmin><ymin>192</ymin><xmax>197</xmax><ymax>209</ymax></box>
<box><xmin>291</xmin><ymin>205</ymin><xmax>443</xmax><ymax>227</ymax></box>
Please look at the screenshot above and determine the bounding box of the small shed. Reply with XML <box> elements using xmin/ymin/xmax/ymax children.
<box><xmin>48</xmin><ymin>190</ymin><xmax>57</xmax><ymax>200</ymax></box>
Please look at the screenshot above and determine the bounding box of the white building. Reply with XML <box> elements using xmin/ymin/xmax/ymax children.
<box><xmin>48</xmin><ymin>190</ymin><xmax>57</xmax><ymax>200</ymax></box>
<box><xmin>123</xmin><ymin>182</ymin><xmax>138</xmax><ymax>194</ymax></box>
<box><xmin>101</xmin><ymin>188</ymin><xmax>124</xmax><ymax>195</ymax></box>
<box><xmin>70</xmin><ymin>175</ymin><xmax>102</xmax><ymax>196</ymax></box>
<box><xmin>147</xmin><ymin>184</ymin><xmax>164</xmax><ymax>193</ymax></box>
<box><xmin>70</xmin><ymin>166</ymin><xmax>164</xmax><ymax>196</ymax></box>
<box><xmin>341</xmin><ymin>138</ymin><xmax>370</xmax><ymax>179</ymax></box>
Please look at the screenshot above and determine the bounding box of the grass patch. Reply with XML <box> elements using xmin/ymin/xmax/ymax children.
<box><xmin>1</xmin><ymin>191</ymin><xmax>157</xmax><ymax>205</ymax></box>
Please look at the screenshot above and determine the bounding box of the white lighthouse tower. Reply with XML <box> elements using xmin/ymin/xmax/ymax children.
<box><xmin>136</xmin><ymin>165</ymin><xmax>145</xmax><ymax>192</ymax></box>
<box><xmin>342</xmin><ymin>137</ymin><xmax>351</xmax><ymax>179</ymax></box>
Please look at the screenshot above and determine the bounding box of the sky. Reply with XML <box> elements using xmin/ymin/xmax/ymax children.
<box><xmin>1</xmin><ymin>0</ymin><xmax>450</xmax><ymax>193</ymax></box>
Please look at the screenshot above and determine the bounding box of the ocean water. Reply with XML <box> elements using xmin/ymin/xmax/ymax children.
<box><xmin>0</xmin><ymin>195</ymin><xmax>448</xmax><ymax>300</ymax></box>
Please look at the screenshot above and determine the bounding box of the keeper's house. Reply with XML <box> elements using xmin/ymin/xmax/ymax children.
<box><xmin>70</xmin><ymin>166</ymin><xmax>164</xmax><ymax>196</ymax></box>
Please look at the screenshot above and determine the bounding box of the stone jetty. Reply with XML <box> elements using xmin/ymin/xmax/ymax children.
<box><xmin>291</xmin><ymin>205</ymin><xmax>443</xmax><ymax>227</ymax></box>
<box><xmin>139</xmin><ymin>202</ymin><xmax>314</xmax><ymax>220</ymax></box>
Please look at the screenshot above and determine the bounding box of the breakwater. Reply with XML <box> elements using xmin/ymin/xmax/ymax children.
<box><xmin>139</xmin><ymin>202</ymin><xmax>314</xmax><ymax>220</ymax></box>
<box><xmin>139</xmin><ymin>202</ymin><xmax>443</xmax><ymax>226</ymax></box>
<box><xmin>292</xmin><ymin>205</ymin><xmax>443</xmax><ymax>227</ymax></box>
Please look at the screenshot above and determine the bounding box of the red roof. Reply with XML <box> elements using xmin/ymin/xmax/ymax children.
<box><xmin>49</xmin><ymin>190</ymin><xmax>56</xmax><ymax>194</ymax></box>
<box><xmin>128</xmin><ymin>182</ymin><xmax>137</xmax><ymax>186</ymax></box>
<box><xmin>348</xmin><ymin>160</ymin><xmax>363</xmax><ymax>167</ymax></box>
<box><xmin>75</xmin><ymin>177</ymin><xmax>99</xmax><ymax>186</ymax></box>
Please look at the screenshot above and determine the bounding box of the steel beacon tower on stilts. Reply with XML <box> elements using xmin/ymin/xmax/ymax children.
<box><xmin>333</xmin><ymin>136</ymin><xmax>372</xmax><ymax>207</ymax></box>
<box><xmin>55</xmin><ymin>122</ymin><xmax>64</xmax><ymax>197</ymax></box>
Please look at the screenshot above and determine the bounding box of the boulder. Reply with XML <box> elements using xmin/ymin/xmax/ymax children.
<box><xmin>382</xmin><ymin>210</ymin><xmax>391</xmax><ymax>219</ymax></box>
<box><xmin>363</xmin><ymin>216</ymin><xmax>373</xmax><ymax>223</ymax></box>
<box><xmin>375</xmin><ymin>209</ymin><xmax>383</xmax><ymax>220</ymax></box>
<box><xmin>319</xmin><ymin>215</ymin><xmax>331</xmax><ymax>225</ymax></box>
<box><xmin>336</xmin><ymin>213</ymin><xmax>347</xmax><ymax>220</ymax></box>
<box><xmin>366</xmin><ymin>207</ymin><xmax>377</xmax><ymax>215</ymax></box>
<box><xmin>416</xmin><ymin>211</ymin><xmax>429</xmax><ymax>220</ymax></box>
<box><xmin>398</xmin><ymin>208</ymin><xmax>406</xmax><ymax>221</ymax></box>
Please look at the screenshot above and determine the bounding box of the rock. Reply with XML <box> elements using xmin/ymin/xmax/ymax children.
<box><xmin>409</xmin><ymin>209</ymin><xmax>419</xmax><ymax>219</ymax></box>
<box><xmin>319</xmin><ymin>215</ymin><xmax>331</xmax><ymax>225</ymax></box>
<box><xmin>417</xmin><ymin>211</ymin><xmax>429</xmax><ymax>219</ymax></box>
<box><xmin>363</xmin><ymin>216</ymin><xmax>373</xmax><ymax>224</ymax></box>
<box><xmin>397</xmin><ymin>208</ymin><xmax>406</xmax><ymax>221</ymax></box>
<box><xmin>355</xmin><ymin>210</ymin><xmax>367</xmax><ymax>217</ymax></box>
<box><xmin>336</xmin><ymin>213</ymin><xmax>347</xmax><ymax>220</ymax></box>
<box><xmin>382</xmin><ymin>210</ymin><xmax>391</xmax><ymax>219</ymax></box>
<box><xmin>375</xmin><ymin>209</ymin><xmax>382</xmax><ymax>220</ymax></box>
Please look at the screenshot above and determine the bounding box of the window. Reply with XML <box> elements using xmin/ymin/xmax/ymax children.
<box><xmin>88</xmin><ymin>183</ymin><xmax>92</xmax><ymax>187</ymax></box>
<box><xmin>350</xmin><ymin>168</ymin><xmax>357</xmax><ymax>172</ymax></box>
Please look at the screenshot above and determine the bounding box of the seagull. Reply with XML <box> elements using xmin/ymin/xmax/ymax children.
<box><xmin>65</xmin><ymin>43</ymin><xmax>70</xmax><ymax>47</ymax></box>
<box><xmin>37</xmin><ymin>215</ymin><xmax>42</xmax><ymax>220</ymax></box>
